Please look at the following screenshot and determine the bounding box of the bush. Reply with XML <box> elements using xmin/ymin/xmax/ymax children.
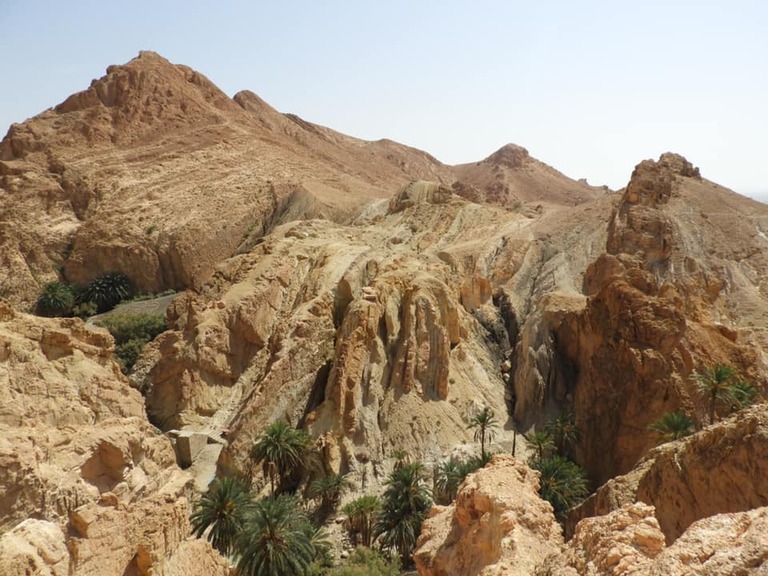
<box><xmin>96</xmin><ymin>313</ymin><xmax>166</xmax><ymax>345</ymax></box>
<box><xmin>96</xmin><ymin>313</ymin><xmax>166</xmax><ymax>374</ymax></box>
<box><xmin>72</xmin><ymin>301</ymin><xmax>98</xmax><ymax>319</ymax></box>
<box><xmin>324</xmin><ymin>547</ymin><xmax>400</xmax><ymax>576</ymax></box>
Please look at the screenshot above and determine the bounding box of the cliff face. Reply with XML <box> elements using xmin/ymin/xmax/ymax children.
<box><xmin>0</xmin><ymin>303</ymin><xmax>228</xmax><ymax>574</ymax></box>
<box><xmin>568</xmin><ymin>404</ymin><xmax>768</xmax><ymax>544</ymax></box>
<box><xmin>531</xmin><ymin>154</ymin><xmax>768</xmax><ymax>484</ymax></box>
<box><xmin>141</xmin><ymin>184</ymin><xmax>544</xmax><ymax>484</ymax></box>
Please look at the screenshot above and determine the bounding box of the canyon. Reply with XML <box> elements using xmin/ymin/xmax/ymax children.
<box><xmin>1</xmin><ymin>52</ymin><xmax>767</xmax><ymax>574</ymax></box>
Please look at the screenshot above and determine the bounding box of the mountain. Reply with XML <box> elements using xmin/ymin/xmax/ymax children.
<box><xmin>0</xmin><ymin>51</ymin><xmax>599</xmax><ymax>310</ymax></box>
<box><xmin>1</xmin><ymin>52</ymin><xmax>768</xmax><ymax>575</ymax></box>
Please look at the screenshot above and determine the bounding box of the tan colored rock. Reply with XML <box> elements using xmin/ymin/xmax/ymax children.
<box><xmin>569</xmin><ymin>404</ymin><xmax>768</xmax><ymax>544</ymax></box>
<box><xmin>0</xmin><ymin>53</ymin><xmax>599</xmax><ymax>311</ymax></box>
<box><xmin>541</xmin><ymin>503</ymin><xmax>768</xmax><ymax>576</ymax></box>
<box><xmin>538</xmin><ymin>503</ymin><xmax>664</xmax><ymax>576</ymax></box>
<box><xmin>414</xmin><ymin>455</ymin><xmax>563</xmax><ymax>576</ymax></box>
<box><xmin>0</xmin><ymin>519</ymin><xmax>69</xmax><ymax>576</ymax></box>
<box><xmin>0</xmin><ymin>308</ymin><xmax>228</xmax><ymax>574</ymax></box>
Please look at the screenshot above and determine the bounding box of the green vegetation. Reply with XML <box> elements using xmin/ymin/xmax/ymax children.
<box><xmin>250</xmin><ymin>421</ymin><xmax>312</xmax><ymax>495</ymax></box>
<box><xmin>433</xmin><ymin>456</ymin><xmax>483</xmax><ymax>505</ymax></box>
<box><xmin>525</xmin><ymin>412</ymin><xmax>590</xmax><ymax>521</ymax></box>
<box><xmin>190</xmin><ymin>476</ymin><xmax>252</xmax><ymax>556</ymax></box>
<box><xmin>693</xmin><ymin>364</ymin><xmax>759</xmax><ymax>424</ymax></box>
<box><xmin>309</xmin><ymin>474</ymin><xmax>352</xmax><ymax>518</ymax></box>
<box><xmin>82</xmin><ymin>271</ymin><xmax>133</xmax><ymax>312</ymax></box>
<box><xmin>374</xmin><ymin>462</ymin><xmax>432</xmax><ymax>566</ymax></box>
<box><xmin>524</xmin><ymin>429</ymin><xmax>555</xmax><ymax>462</ymax></box>
<box><xmin>95</xmin><ymin>313</ymin><xmax>166</xmax><ymax>373</ymax></box>
<box><xmin>35</xmin><ymin>271</ymin><xmax>153</xmax><ymax>318</ymax></box>
<box><xmin>467</xmin><ymin>407</ymin><xmax>499</xmax><ymax>461</ymax></box>
<box><xmin>36</xmin><ymin>281</ymin><xmax>77</xmax><ymax>316</ymax></box>
<box><xmin>237</xmin><ymin>495</ymin><xmax>320</xmax><ymax>576</ymax></box>
<box><xmin>341</xmin><ymin>495</ymin><xmax>380</xmax><ymax>548</ymax></box>
<box><xmin>322</xmin><ymin>548</ymin><xmax>400</xmax><ymax>576</ymax></box>
<box><xmin>648</xmin><ymin>411</ymin><xmax>695</xmax><ymax>443</ymax></box>
<box><xmin>545</xmin><ymin>411</ymin><xmax>581</xmax><ymax>456</ymax></box>
<box><xmin>531</xmin><ymin>455</ymin><xmax>589</xmax><ymax>520</ymax></box>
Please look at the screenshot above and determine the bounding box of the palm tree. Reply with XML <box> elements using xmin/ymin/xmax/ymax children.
<box><xmin>36</xmin><ymin>281</ymin><xmax>76</xmax><ymax>316</ymax></box>
<box><xmin>433</xmin><ymin>457</ymin><xmax>483</xmax><ymax>504</ymax></box>
<box><xmin>545</xmin><ymin>412</ymin><xmax>581</xmax><ymax>456</ymax></box>
<box><xmin>236</xmin><ymin>495</ymin><xmax>316</xmax><ymax>576</ymax></box>
<box><xmin>433</xmin><ymin>457</ymin><xmax>463</xmax><ymax>505</ymax></box>
<box><xmin>728</xmin><ymin>380</ymin><xmax>758</xmax><ymax>412</ymax></box>
<box><xmin>82</xmin><ymin>272</ymin><xmax>133</xmax><ymax>312</ymax></box>
<box><xmin>694</xmin><ymin>364</ymin><xmax>737</xmax><ymax>425</ymax></box>
<box><xmin>309</xmin><ymin>473</ymin><xmax>352</xmax><ymax>516</ymax></box>
<box><xmin>341</xmin><ymin>494</ymin><xmax>381</xmax><ymax>548</ymax></box>
<box><xmin>524</xmin><ymin>429</ymin><xmax>555</xmax><ymax>463</ymax></box>
<box><xmin>467</xmin><ymin>407</ymin><xmax>499</xmax><ymax>460</ymax></box>
<box><xmin>648</xmin><ymin>411</ymin><xmax>695</xmax><ymax>443</ymax></box>
<box><xmin>250</xmin><ymin>421</ymin><xmax>311</xmax><ymax>494</ymax></box>
<box><xmin>190</xmin><ymin>476</ymin><xmax>252</xmax><ymax>556</ymax></box>
<box><xmin>374</xmin><ymin>462</ymin><xmax>432</xmax><ymax>566</ymax></box>
<box><xmin>532</xmin><ymin>455</ymin><xmax>589</xmax><ymax>520</ymax></box>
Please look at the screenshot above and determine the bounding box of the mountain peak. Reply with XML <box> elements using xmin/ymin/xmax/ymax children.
<box><xmin>483</xmin><ymin>143</ymin><xmax>530</xmax><ymax>169</ymax></box>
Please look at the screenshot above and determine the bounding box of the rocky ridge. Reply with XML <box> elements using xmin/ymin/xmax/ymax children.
<box><xmin>1</xmin><ymin>52</ymin><xmax>768</xmax><ymax>575</ymax></box>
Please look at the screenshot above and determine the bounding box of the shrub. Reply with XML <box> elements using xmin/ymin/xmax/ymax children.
<box><xmin>324</xmin><ymin>547</ymin><xmax>400</xmax><ymax>576</ymax></box>
<box><xmin>72</xmin><ymin>301</ymin><xmax>98</xmax><ymax>319</ymax></box>
<box><xmin>36</xmin><ymin>281</ymin><xmax>77</xmax><ymax>316</ymax></box>
<box><xmin>96</xmin><ymin>313</ymin><xmax>166</xmax><ymax>374</ymax></box>
<box><xmin>96</xmin><ymin>313</ymin><xmax>166</xmax><ymax>345</ymax></box>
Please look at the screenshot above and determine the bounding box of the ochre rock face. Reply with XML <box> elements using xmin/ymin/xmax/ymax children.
<box><xmin>143</xmin><ymin>191</ymin><xmax>537</xmax><ymax>482</ymax></box>
<box><xmin>414</xmin><ymin>455</ymin><xmax>563</xmax><ymax>576</ymax></box>
<box><xmin>540</xmin><ymin>503</ymin><xmax>768</xmax><ymax>576</ymax></box>
<box><xmin>569</xmin><ymin>404</ymin><xmax>768</xmax><ymax>544</ymax></box>
<box><xmin>0</xmin><ymin>304</ymin><xmax>228</xmax><ymax>574</ymax></box>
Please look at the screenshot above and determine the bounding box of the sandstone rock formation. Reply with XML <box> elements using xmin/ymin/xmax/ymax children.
<box><xmin>539</xmin><ymin>503</ymin><xmax>768</xmax><ymax>576</ymax></box>
<box><xmin>568</xmin><ymin>404</ymin><xmax>768</xmax><ymax>544</ymax></box>
<box><xmin>0</xmin><ymin>303</ymin><xmax>228</xmax><ymax>574</ymax></box>
<box><xmin>512</xmin><ymin>153</ymin><xmax>768</xmax><ymax>483</ymax></box>
<box><xmin>414</xmin><ymin>455</ymin><xmax>563</xmax><ymax>576</ymax></box>
<box><xmin>0</xmin><ymin>52</ymin><xmax>598</xmax><ymax>311</ymax></box>
<box><xmin>141</xmin><ymin>184</ymin><xmax>542</xmax><ymax>485</ymax></box>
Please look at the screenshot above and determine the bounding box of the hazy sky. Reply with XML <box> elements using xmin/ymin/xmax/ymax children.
<box><xmin>1</xmin><ymin>0</ymin><xmax>767</xmax><ymax>200</ymax></box>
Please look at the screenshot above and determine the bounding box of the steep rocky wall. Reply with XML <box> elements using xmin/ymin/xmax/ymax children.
<box><xmin>568</xmin><ymin>404</ymin><xmax>768</xmax><ymax>544</ymax></box>
<box><xmin>0</xmin><ymin>303</ymin><xmax>228</xmax><ymax>574</ymax></box>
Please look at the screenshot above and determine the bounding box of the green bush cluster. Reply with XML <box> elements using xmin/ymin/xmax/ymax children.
<box><xmin>35</xmin><ymin>272</ymin><xmax>134</xmax><ymax>317</ymax></box>
<box><xmin>95</xmin><ymin>313</ymin><xmax>166</xmax><ymax>373</ymax></box>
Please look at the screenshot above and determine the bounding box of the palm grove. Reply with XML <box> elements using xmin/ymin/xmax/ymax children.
<box><xmin>189</xmin><ymin>359</ymin><xmax>761</xmax><ymax>574</ymax></box>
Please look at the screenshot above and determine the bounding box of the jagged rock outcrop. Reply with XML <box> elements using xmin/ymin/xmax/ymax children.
<box><xmin>414</xmin><ymin>455</ymin><xmax>563</xmax><ymax>576</ymax></box>
<box><xmin>568</xmin><ymin>404</ymin><xmax>768</xmax><ymax>544</ymax></box>
<box><xmin>540</xmin><ymin>154</ymin><xmax>768</xmax><ymax>484</ymax></box>
<box><xmin>144</xmin><ymin>190</ymin><xmax>540</xmax><ymax>484</ymax></box>
<box><xmin>540</xmin><ymin>503</ymin><xmax>768</xmax><ymax>576</ymax></box>
<box><xmin>0</xmin><ymin>304</ymin><xmax>228</xmax><ymax>574</ymax></box>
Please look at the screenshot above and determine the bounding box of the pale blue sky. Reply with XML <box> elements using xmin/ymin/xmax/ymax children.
<box><xmin>1</xmin><ymin>1</ymin><xmax>766</xmax><ymax>200</ymax></box>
